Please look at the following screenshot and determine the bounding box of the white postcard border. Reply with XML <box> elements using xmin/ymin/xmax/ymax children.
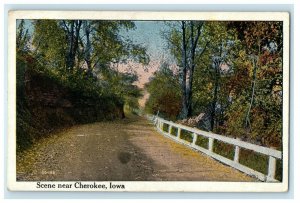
<box><xmin>7</xmin><ymin>10</ymin><xmax>290</xmax><ymax>192</ymax></box>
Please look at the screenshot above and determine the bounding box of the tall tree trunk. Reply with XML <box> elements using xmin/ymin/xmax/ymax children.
<box><xmin>66</xmin><ymin>21</ymin><xmax>75</xmax><ymax>71</ymax></box>
<box><xmin>245</xmin><ymin>56</ymin><xmax>258</xmax><ymax>130</ymax></box>
<box><xmin>245</xmin><ymin>43</ymin><xmax>261</xmax><ymax>130</ymax></box>
<box><xmin>211</xmin><ymin>62</ymin><xmax>220</xmax><ymax>131</ymax></box>
<box><xmin>65</xmin><ymin>20</ymin><xmax>82</xmax><ymax>71</ymax></box>
<box><xmin>73</xmin><ymin>20</ymin><xmax>82</xmax><ymax>70</ymax></box>
<box><xmin>210</xmin><ymin>42</ymin><xmax>224</xmax><ymax>131</ymax></box>
<box><xmin>185</xmin><ymin>21</ymin><xmax>194</xmax><ymax>117</ymax></box>
<box><xmin>179</xmin><ymin>21</ymin><xmax>189</xmax><ymax>119</ymax></box>
<box><xmin>180</xmin><ymin>21</ymin><xmax>204</xmax><ymax>118</ymax></box>
<box><xmin>84</xmin><ymin>21</ymin><xmax>92</xmax><ymax>74</ymax></box>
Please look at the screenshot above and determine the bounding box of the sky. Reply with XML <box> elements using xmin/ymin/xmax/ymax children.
<box><xmin>118</xmin><ymin>21</ymin><xmax>176</xmax><ymax>86</ymax></box>
<box><xmin>118</xmin><ymin>21</ymin><xmax>178</xmax><ymax>107</ymax></box>
<box><xmin>122</xmin><ymin>21</ymin><xmax>172</xmax><ymax>61</ymax></box>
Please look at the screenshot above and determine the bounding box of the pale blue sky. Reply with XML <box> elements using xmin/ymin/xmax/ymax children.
<box><xmin>122</xmin><ymin>21</ymin><xmax>172</xmax><ymax>61</ymax></box>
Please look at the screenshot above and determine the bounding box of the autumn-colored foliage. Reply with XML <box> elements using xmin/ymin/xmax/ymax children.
<box><xmin>158</xmin><ymin>21</ymin><xmax>283</xmax><ymax>149</ymax></box>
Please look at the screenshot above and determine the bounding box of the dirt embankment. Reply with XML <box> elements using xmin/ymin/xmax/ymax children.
<box><xmin>17</xmin><ymin>67</ymin><xmax>124</xmax><ymax>151</ymax></box>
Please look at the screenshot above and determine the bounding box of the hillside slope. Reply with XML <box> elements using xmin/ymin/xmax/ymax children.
<box><xmin>17</xmin><ymin>56</ymin><xmax>125</xmax><ymax>151</ymax></box>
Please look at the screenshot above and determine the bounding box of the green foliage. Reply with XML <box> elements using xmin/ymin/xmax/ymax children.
<box><xmin>33</xmin><ymin>20</ymin><xmax>67</xmax><ymax>69</ymax></box>
<box><xmin>16</xmin><ymin>19</ymin><xmax>148</xmax><ymax>151</ymax></box>
<box><xmin>92</xmin><ymin>21</ymin><xmax>149</xmax><ymax>66</ymax></box>
<box><xmin>213</xmin><ymin>140</ymin><xmax>235</xmax><ymax>160</ymax></box>
<box><xmin>145</xmin><ymin>62</ymin><xmax>181</xmax><ymax>120</ymax></box>
<box><xmin>170</xmin><ymin>127</ymin><xmax>178</xmax><ymax>136</ymax></box>
<box><xmin>29</xmin><ymin>19</ymin><xmax>148</xmax><ymax>109</ymax></box>
<box><xmin>162</xmin><ymin>123</ymin><xmax>169</xmax><ymax>132</ymax></box>
<box><xmin>195</xmin><ymin>136</ymin><xmax>209</xmax><ymax>149</ymax></box>
<box><xmin>16</xmin><ymin>23</ymin><xmax>39</xmax><ymax>151</ymax></box>
<box><xmin>239</xmin><ymin>148</ymin><xmax>269</xmax><ymax>175</ymax></box>
<box><xmin>180</xmin><ymin>130</ymin><xmax>193</xmax><ymax>143</ymax></box>
<box><xmin>223</xmin><ymin>22</ymin><xmax>283</xmax><ymax>148</ymax></box>
<box><xmin>100</xmin><ymin>68</ymin><xmax>142</xmax><ymax>111</ymax></box>
<box><xmin>192</xmin><ymin>48</ymin><xmax>213</xmax><ymax>114</ymax></box>
<box><xmin>17</xmin><ymin>20</ymin><xmax>30</xmax><ymax>53</ymax></box>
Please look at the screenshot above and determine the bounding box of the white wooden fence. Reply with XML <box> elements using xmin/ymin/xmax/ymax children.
<box><xmin>148</xmin><ymin>115</ymin><xmax>282</xmax><ymax>182</ymax></box>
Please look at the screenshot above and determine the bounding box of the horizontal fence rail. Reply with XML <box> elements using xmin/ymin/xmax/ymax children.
<box><xmin>147</xmin><ymin>115</ymin><xmax>282</xmax><ymax>182</ymax></box>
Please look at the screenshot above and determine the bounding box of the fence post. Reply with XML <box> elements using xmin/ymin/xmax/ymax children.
<box><xmin>177</xmin><ymin>128</ymin><xmax>181</xmax><ymax>140</ymax></box>
<box><xmin>234</xmin><ymin>146</ymin><xmax>240</xmax><ymax>163</ymax></box>
<box><xmin>267</xmin><ymin>155</ymin><xmax>276</xmax><ymax>182</ymax></box>
<box><xmin>234</xmin><ymin>138</ymin><xmax>240</xmax><ymax>163</ymax></box>
<box><xmin>208</xmin><ymin>138</ymin><xmax>214</xmax><ymax>152</ymax></box>
<box><xmin>192</xmin><ymin>133</ymin><xmax>197</xmax><ymax>145</ymax></box>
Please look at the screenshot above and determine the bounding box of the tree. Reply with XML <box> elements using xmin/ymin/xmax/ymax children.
<box><xmin>17</xmin><ymin>19</ymin><xmax>30</xmax><ymax>53</ymax></box>
<box><xmin>159</xmin><ymin>20</ymin><xmax>283</xmax><ymax>147</ymax></box>
<box><xmin>91</xmin><ymin>21</ymin><xmax>149</xmax><ymax>71</ymax></box>
<box><xmin>33</xmin><ymin>20</ymin><xmax>67</xmax><ymax>70</ymax></box>
<box><xmin>225</xmin><ymin>21</ymin><xmax>283</xmax><ymax>147</ymax></box>
<box><xmin>145</xmin><ymin>62</ymin><xmax>181</xmax><ymax>120</ymax></box>
<box><xmin>179</xmin><ymin>22</ymin><xmax>237</xmax><ymax>131</ymax></box>
<box><xmin>33</xmin><ymin>20</ymin><xmax>149</xmax><ymax>74</ymax></box>
<box><xmin>30</xmin><ymin>19</ymin><xmax>150</xmax><ymax>118</ymax></box>
<box><xmin>166</xmin><ymin>21</ymin><xmax>208</xmax><ymax>119</ymax></box>
<box><xmin>204</xmin><ymin>22</ymin><xmax>237</xmax><ymax>131</ymax></box>
<box><xmin>82</xmin><ymin>21</ymin><xmax>92</xmax><ymax>73</ymax></box>
<box><xmin>101</xmin><ymin>67</ymin><xmax>142</xmax><ymax>111</ymax></box>
<box><xmin>61</xmin><ymin>20</ymin><xmax>82</xmax><ymax>71</ymax></box>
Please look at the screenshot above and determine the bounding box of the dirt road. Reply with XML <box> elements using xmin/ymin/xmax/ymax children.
<box><xmin>17</xmin><ymin>115</ymin><xmax>255</xmax><ymax>181</ymax></box>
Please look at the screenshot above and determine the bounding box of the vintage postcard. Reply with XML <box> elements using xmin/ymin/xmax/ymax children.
<box><xmin>7</xmin><ymin>11</ymin><xmax>289</xmax><ymax>192</ymax></box>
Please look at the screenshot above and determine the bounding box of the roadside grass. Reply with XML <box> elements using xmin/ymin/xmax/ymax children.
<box><xmin>275</xmin><ymin>159</ymin><xmax>283</xmax><ymax>181</ymax></box>
<box><xmin>239</xmin><ymin>148</ymin><xmax>268</xmax><ymax>175</ymax></box>
<box><xmin>213</xmin><ymin>140</ymin><xmax>235</xmax><ymax>160</ymax></box>
<box><xmin>170</xmin><ymin>126</ymin><xmax>178</xmax><ymax>136</ymax></box>
<box><xmin>162</xmin><ymin>123</ymin><xmax>169</xmax><ymax>133</ymax></box>
<box><xmin>195</xmin><ymin>135</ymin><xmax>209</xmax><ymax>149</ymax></box>
<box><xmin>180</xmin><ymin>130</ymin><xmax>193</xmax><ymax>143</ymax></box>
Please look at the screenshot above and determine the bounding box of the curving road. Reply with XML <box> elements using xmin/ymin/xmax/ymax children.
<box><xmin>17</xmin><ymin>115</ymin><xmax>255</xmax><ymax>181</ymax></box>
